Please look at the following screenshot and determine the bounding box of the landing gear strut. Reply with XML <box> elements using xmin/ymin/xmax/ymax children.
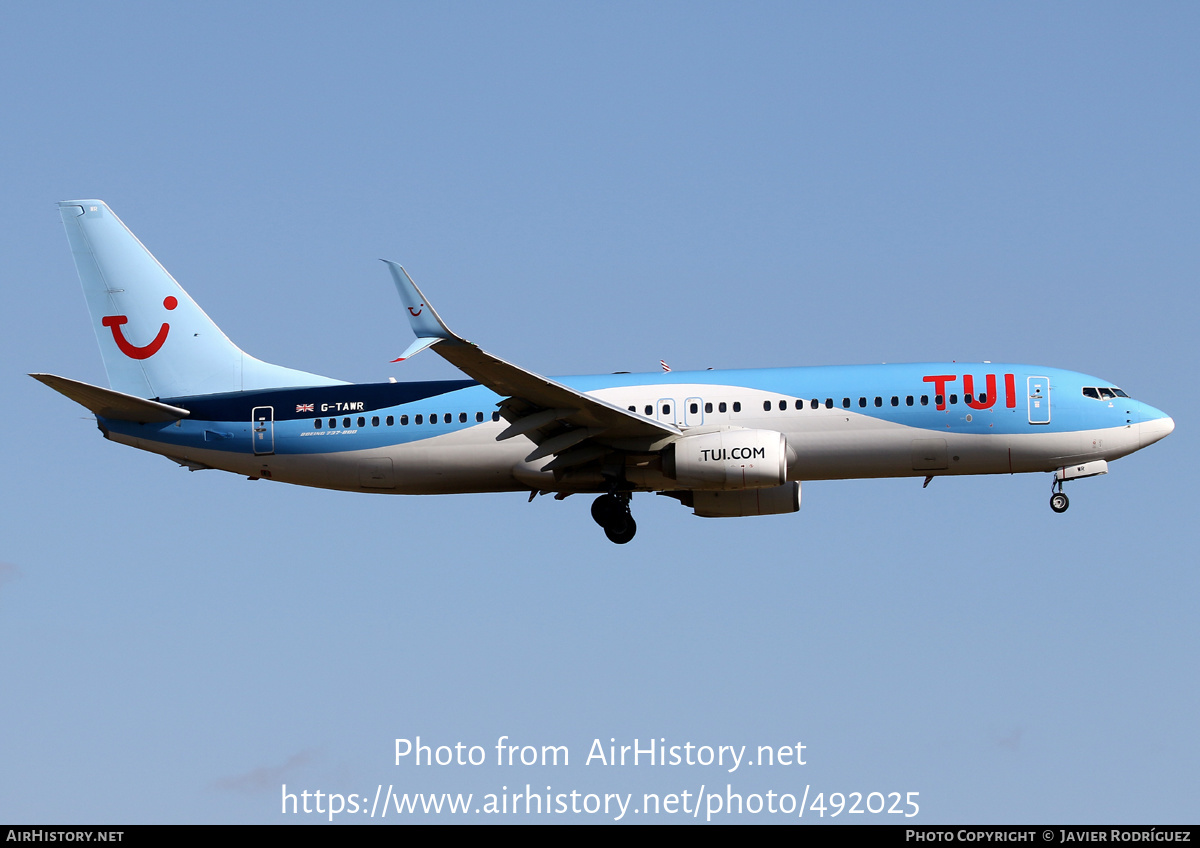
<box><xmin>1050</xmin><ymin>478</ymin><xmax>1070</xmax><ymax>514</ymax></box>
<box><xmin>592</xmin><ymin>493</ymin><xmax>636</xmax><ymax>544</ymax></box>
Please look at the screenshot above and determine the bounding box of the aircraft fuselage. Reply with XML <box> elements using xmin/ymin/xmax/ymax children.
<box><xmin>98</xmin><ymin>363</ymin><xmax>1171</xmax><ymax>495</ymax></box>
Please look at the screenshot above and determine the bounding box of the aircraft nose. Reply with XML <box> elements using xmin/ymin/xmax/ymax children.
<box><xmin>1138</xmin><ymin>410</ymin><xmax>1174</xmax><ymax>448</ymax></box>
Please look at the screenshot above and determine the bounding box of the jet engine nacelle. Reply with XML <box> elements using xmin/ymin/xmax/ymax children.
<box><xmin>664</xmin><ymin>428</ymin><xmax>789</xmax><ymax>490</ymax></box>
<box><xmin>690</xmin><ymin>481</ymin><xmax>802</xmax><ymax>517</ymax></box>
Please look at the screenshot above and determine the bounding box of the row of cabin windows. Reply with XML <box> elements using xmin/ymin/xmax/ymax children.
<box><xmin>310</xmin><ymin>391</ymin><xmax>1004</xmax><ymax>431</ymax></box>
<box><xmin>629</xmin><ymin>401</ymin><xmax>744</xmax><ymax>415</ymax></box>
<box><xmin>627</xmin><ymin>394</ymin><xmax>987</xmax><ymax>417</ymax></box>
<box><xmin>313</xmin><ymin>411</ymin><xmax>502</xmax><ymax>429</ymax></box>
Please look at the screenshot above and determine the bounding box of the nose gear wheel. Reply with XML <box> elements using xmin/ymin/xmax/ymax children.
<box><xmin>1049</xmin><ymin>477</ymin><xmax>1070</xmax><ymax>513</ymax></box>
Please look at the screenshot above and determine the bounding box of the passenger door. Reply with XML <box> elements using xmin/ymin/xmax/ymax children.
<box><xmin>1027</xmin><ymin>377</ymin><xmax>1050</xmax><ymax>424</ymax></box>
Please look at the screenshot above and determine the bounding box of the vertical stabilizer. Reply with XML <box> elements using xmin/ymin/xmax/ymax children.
<box><xmin>57</xmin><ymin>200</ymin><xmax>345</xmax><ymax>398</ymax></box>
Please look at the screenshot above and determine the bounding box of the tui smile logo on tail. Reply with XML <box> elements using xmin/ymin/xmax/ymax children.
<box><xmin>101</xmin><ymin>296</ymin><xmax>177</xmax><ymax>359</ymax></box>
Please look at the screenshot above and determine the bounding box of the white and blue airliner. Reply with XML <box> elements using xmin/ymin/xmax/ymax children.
<box><xmin>35</xmin><ymin>200</ymin><xmax>1174</xmax><ymax>543</ymax></box>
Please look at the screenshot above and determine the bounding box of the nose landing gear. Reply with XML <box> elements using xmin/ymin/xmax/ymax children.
<box><xmin>591</xmin><ymin>492</ymin><xmax>637</xmax><ymax>544</ymax></box>
<box><xmin>1050</xmin><ymin>479</ymin><xmax>1069</xmax><ymax>513</ymax></box>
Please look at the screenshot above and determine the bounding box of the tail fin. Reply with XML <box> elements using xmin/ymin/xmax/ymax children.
<box><xmin>57</xmin><ymin>200</ymin><xmax>345</xmax><ymax>398</ymax></box>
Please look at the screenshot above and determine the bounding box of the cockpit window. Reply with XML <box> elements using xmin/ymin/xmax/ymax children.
<box><xmin>1084</xmin><ymin>386</ymin><xmax>1129</xmax><ymax>400</ymax></box>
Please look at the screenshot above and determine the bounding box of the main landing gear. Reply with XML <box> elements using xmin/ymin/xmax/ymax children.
<box><xmin>1050</xmin><ymin>478</ymin><xmax>1070</xmax><ymax>514</ymax></box>
<box><xmin>592</xmin><ymin>493</ymin><xmax>637</xmax><ymax>544</ymax></box>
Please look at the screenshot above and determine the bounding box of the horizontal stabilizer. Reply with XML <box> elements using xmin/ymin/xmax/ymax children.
<box><xmin>30</xmin><ymin>373</ymin><xmax>190</xmax><ymax>423</ymax></box>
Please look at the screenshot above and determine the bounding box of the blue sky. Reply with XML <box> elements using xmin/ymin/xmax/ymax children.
<box><xmin>1</xmin><ymin>2</ymin><xmax>1196</xmax><ymax>823</ymax></box>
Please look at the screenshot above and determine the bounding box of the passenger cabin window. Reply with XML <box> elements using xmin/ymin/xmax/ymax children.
<box><xmin>763</xmin><ymin>401</ymin><xmax>772</xmax><ymax>411</ymax></box>
<box><xmin>343</xmin><ymin>417</ymin><xmax>351</xmax><ymax>428</ymax></box>
<box><xmin>661</xmin><ymin>404</ymin><xmax>671</xmax><ymax>415</ymax></box>
<box><xmin>372</xmin><ymin>416</ymin><xmax>380</xmax><ymax>426</ymax></box>
<box><xmin>476</xmin><ymin>412</ymin><xmax>484</xmax><ymax>422</ymax></box>
<box><xmin>890</xmin><ymin>396</ymin><xmax>898</xmax><ymax>407</ymax></box>
<box><xmin>874</xmin><ymin>397</ymin><xmax>882</xmax><ymax>407</ymax></box>
<box><xmin>935</xmin><ymin>395</ymin><xmax>943</xmax><ymax>407</ymax></box>
<box><xmin>400</xmin><ymin>415</ymin><xmax>409</xmax><ymax>425</ymax></box>
<box><xmin>459</xmin><ymin>412</ymin><xmax>467</xmax><ymax>423</ymax></box>
<box><xmin>949</xmin><ymin>394</ymin><xmax>958</xmax><ymax>405</ymax></box>
<box><xmin>492</xmin><ymin>412</ymin><xmax>500</xmax><ymax>422</ymax></box>
<box><xmin>314</xmin><ymin>419</ymin><xmax>322</xmax><ymax>429</ymax></box>
<box><xmin>920</xmin><ymin>395</ymin><xmax>929</xmax><ymax>406</ymax></box>
<box><xmin>328</xmin><ymin>418</ymin><xmax>336</xmax><ymax>428</ymax></box>
<box><xmin>810</xmin><ymin>399</ymin><xmax>819</xmax><ymax>409</ymax></box>
<box><xmin>644</xmin><ymin>405</ymin><xmax>652</xmax><ymax>415</ymax></box>
<box><xmin>779</xmin><ymin>400</ymin><xmax>788</xmax><ymax>410</ymax></box>
<box><xmin>842</xmin><ymin>398</ymin><xmax>850</xmax><ymax>409</ymax></box>
<box><xmin>905</xmin><ymin>396</ymin><xmax>913</xmax><ymax>406</ymax></box>
<box><xmin>719</xmin><ymin>402</ymin><xmax>728</xmax><ymax>413</ymax></box>
<box><xmin>825</xmin><ymin>398</ymin><xmax>833</xmax><ymax>409</ymax></box>
<box><xmin>415</xmin><ymin>414</ymin><xmax>423</xmax><ymax>425</ymax></box>
<box><xmin>732</xmin><ymin>402</ymin><xmax>741</xmax><ymax>412</ymax></box>
<box><xmin>859</xmin><ymin>397</ymin><xmax>867</xmax><ymax>408</ymax></box>
<box><xmin>704</xmin><ymin>402</ymin><xmax>713</xmax><ymax>413</ymax></box>
<box><xmin>387</xmin><ymin>416</ymin><xmax>395</xmax><ymax>426</ymax></box>
<box><xmin>357</xmin><ymin>416</ymin><xmax>365</xmax><ymax>427</ymax></box>
<box><xmin>690</xmin><ymin>402</ymin><xmax>699</xmax><ymax>414</ymax></box>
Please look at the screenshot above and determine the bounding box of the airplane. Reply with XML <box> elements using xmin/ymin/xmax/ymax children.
<box><xmin>33</xmin><ymin>200</ymin><xmax>1174</xmax><ymax>544</ymax></box>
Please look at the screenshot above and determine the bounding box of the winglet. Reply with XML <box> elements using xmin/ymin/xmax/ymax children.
<box><xmin>376</xmin><ymin>263</ymin><xmax>682</xmax><ymax>444</ymax></box>
<box><xmin>383</xmin><ymin>261</ymin><xmax>462</xmax><ymax>364</ymax></box>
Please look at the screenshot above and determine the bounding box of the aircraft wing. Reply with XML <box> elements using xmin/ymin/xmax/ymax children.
<box><xmin>384</xmin><ymin>262</ymin><xmax>680</xmax><ymax>466</ymax></box>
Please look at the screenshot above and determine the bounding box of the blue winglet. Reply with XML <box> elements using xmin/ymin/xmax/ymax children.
<box><xmin>384</xmin><ymin>260</ymin><xmax>453</xmax><ymax>331</ymax></box>
<box><xmin>383</xmin><ymin>260</ymin><xmax>462</xmax><ymax>363</ymax></box>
